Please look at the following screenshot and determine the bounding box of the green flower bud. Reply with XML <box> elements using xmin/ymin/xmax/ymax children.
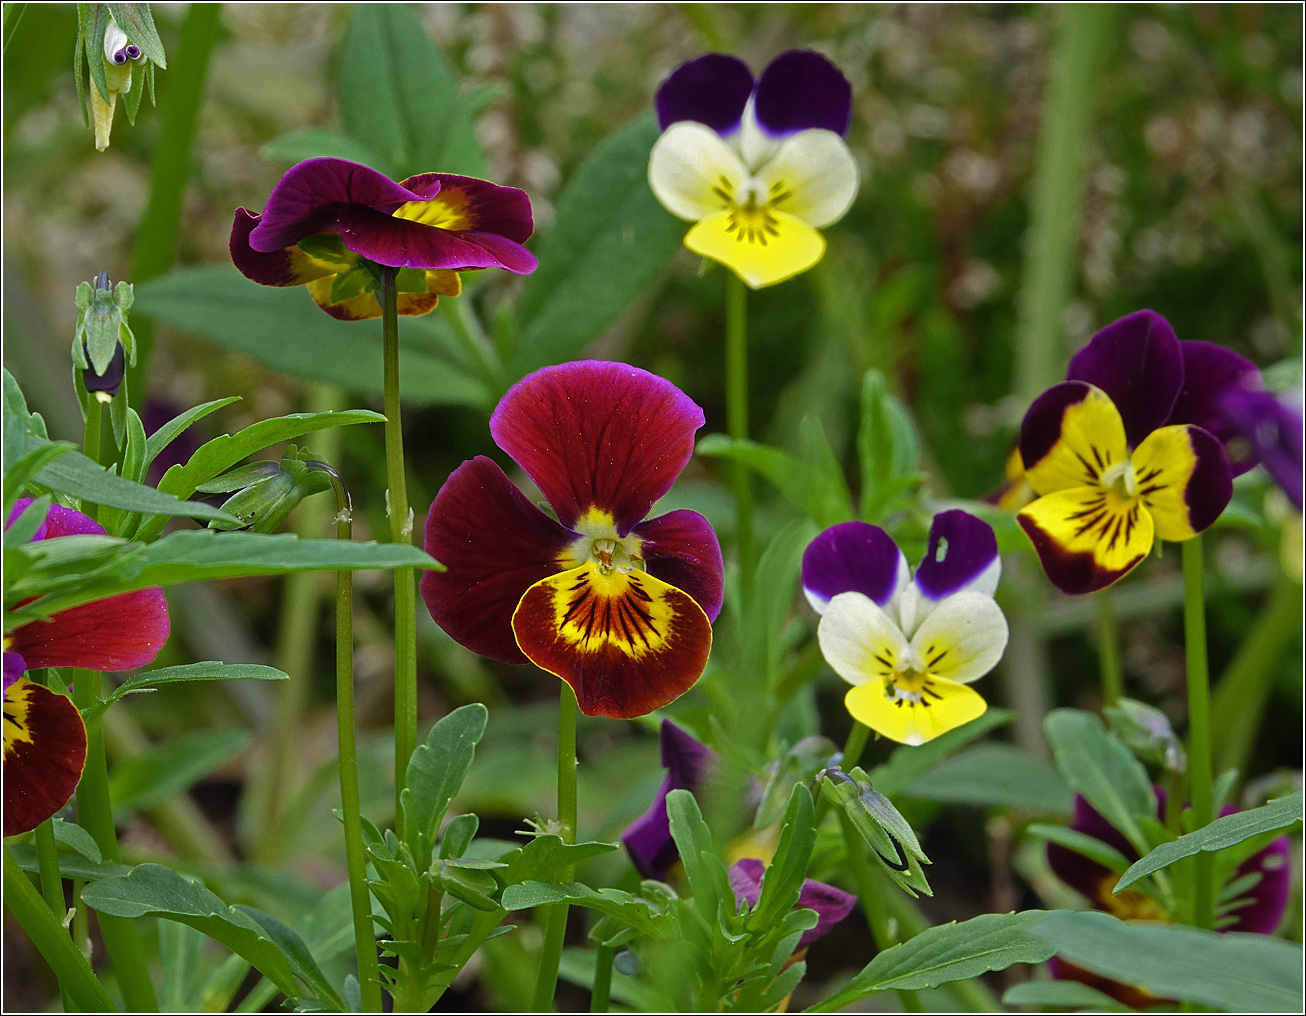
<box><xmin>1104</xmin><ymin>698</ymin><xmax>1186</xmax><ymax>774</ymax></box>
<box><xmin>196</xmin><ymin>445</ymin><xmax>333</xmax><ymax>533</ymax></box>
<box><xmin>73</xmin><ymin>273</ymin><xmax>136</xmax><ymax>386</ymax></box>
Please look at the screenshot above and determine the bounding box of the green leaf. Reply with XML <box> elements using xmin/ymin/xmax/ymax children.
<box><xmin>402</xmin><ymin>703</ymin><xmax>489</xmax><ymax>864</ymax></box>
<box><xmin>82</xmin><ymin>864</ymin><xmax>308</xmax><ymax>1001</ymax></box>
<box><xmin>108</xmin><ymin>728</ymin><xmax>250</xmax><ymax>811</ymax></box>
<box><xmin>1044</xmin><ymin>709</ymin><xmax>1153</xmax><ymax>855</ymax></box>
<box><xmin>143</xmin><ymin>397</ymin><xmax>241</xmax><ymax>474</ymax></box>
<box><xmin>511</xmin><ymin>114</ymin><xmax>684</xmax><ymax>377</ymax></box>
<box><xmin>696</xmin><ymin>435</ymin><xmax>850</xmax><ymax>529</ymax></box>
<box><xmin>750</xmin><ymin>784</ymin><xmax>816</xmax><ymax>931</ymax></box>
<box><xmin>805</xmin><ymin>911</ymin><xmax>1061</xmax><ymax>1012</ymax></box>
<box><xmin>1030</xmin><ymin>910</ymin><xmax>1303</xmax><ymax>1012</ymax></box>
<box><xmin>7</xmin><ymin>844</ymin><xmax>130</xmax><ymax>882</ymax></box>
<box><xmin>51</xmin><ymin>818</ymin><xmax>102</xmax><ymax>863</ymax></box>
<box><xmin>665</xmin><ymin>788</ymin><xmax>724</xmax><ymax>923</ymax></box>
<box><xmin>1002</xmin><ymin>979</ymin><xmax>1132</xmax><ymax>1011</ymax></box>
<box><xmin>499</xmin><ymin>882</ymin><xmax>666</xmax><ymax>938</ymax></box>
<box><xmin>260</xmin><ymin>128</ymin><xmax>382</xmax><ymax>169</ymax></box>
<box><xmin>132</xmin><ymin>268</ymin><xmax>489</xmax><ymax>410</ymax></box>
<box><xmin>234</xmin><ymin>905</ymin><xmax>344</xmax><ymax>1010</ymax></box>
<box><xmin>91</xmin><ymin>662</ymin><xmax>288</xmax><ymax>716</ymax></box>
<box><xmin>1026</xmin><ymin>824</ymin><xmax>1133</xmax><ymax>874</ymax></box>
<box><xmin>903</xmin><ymin>742</ymin><xmax>1073</xmax><ymax>813</ymax></box>
<box><xmin>858</xmin><ymin>369</ymin><xmax>922</xmax><ymax>523</ymax></box>
<box><xmin>106</xmin><ymin>3</ymin><xmax>166</xmax><ymax>66</ymax></box>
<box><xmin>798</xmin><ymin>416</ymin><xmax>855</xmax><ymax>524</ymax></box>
<box><xmin>1115</xmin><ymin>790</ymin><xmax>1303</xmax><ymax>892</ymax></box>
<box><xmin>745</xmin><ymin>519</ymin><xmax>816</xmax><ymax>691</ymax></box>
<box><xmin>5</xmin><ymin>444</ymin><xmax>73</xmax><ymax>516</ymax></box>
<box><xmin>869</xmin><ymin>709</ymin><xmax>1014</xmax><ymax>797</ymax></box>
<box><xmin>498</xmin><ymin>835</ymin><xmax>620</xmax><ymax>885</ymax></box>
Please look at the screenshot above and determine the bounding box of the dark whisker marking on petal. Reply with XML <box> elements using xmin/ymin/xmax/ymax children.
<box><xmin>1091</xmin><ymin>446</ymin><xmax>1105</xmax><ymax>470</ymax></box>
<box><xmin>925</xmin><ymin>687</ymin><xmax>943</xmax><ymax>700</ymax></box>
<box><xmin>928</xmin><ymin>651</ymin><xmax>947</xmax><ymax>667</ymax></box>
<box><xmin>874</xmin><ymin>654</ymin><xmax>893</xmax><ymax>668</ymax></box>
<box><xmin>1073</xmin><ymin>450</ymin><xmax>1099</xmax><ymax>481</ymax></box>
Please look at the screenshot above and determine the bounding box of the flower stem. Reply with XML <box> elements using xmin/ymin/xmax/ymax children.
<box><xmin>33</xmin><ymin>819</ymin><xmax>75</xmax><ymax>1013</ymax></box>
<box><xmin>724</xmin><ymin>272</ymin><xmax>754</xmax><ymax>601</ymax></box>
<box><xmin>71</xmin><ymin>668</ymin><xmax>159</xmax><ymax>1011</ymax></box>
<box><xmin>842</xmin><ymin>721</ymin><xmax>870</xmax><ymax>769</ymax></box>
<box><xmin>380</xmin><ymin>266</ymin><xmax>418</xmax><ymax>829</ymax></box>
<box><xmin>590</xmin><ymin>943</ymin><xmax>613</xmax><ymax>1013</ymax></box>
<box><xmin>1181</xmin><ymin>536</ymin><xmax>1215</xmax><ymax>930</ymax></box>
<box><xmin>1095</xmin><ymin>589</ymin><xmax>1123</xmax><ymax>707</ymax></box>
<box><xmin>531</xmin><ymin>684</ymin><xmax>578</xmax><ymax>1012</ymax></box>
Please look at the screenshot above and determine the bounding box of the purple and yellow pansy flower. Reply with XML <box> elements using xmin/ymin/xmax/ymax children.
<box><xmin>648</xmin><ymin>50</ymin><xmax>859</xmax><ymax>289</ymax></box>
<box><xmin>1017</xmin><ymin>310</ymin><xmax>1246</xmax><ymax>594</ymax></box>
<box><xmin>231</xmin><ymin>157</ymin><xmax>537</xmax><ymax>320</ymax></box>
<box><xmin>4</xmin><ymin>499</ymin><xmax>170</xmax><ymax>837</ymax></box>
<box><xmin>806</xmin><ymin>511</ymin><xmax>1008</xmax><ymax>746</ymax></box>
<box><xmin>420</xmin><ymin>361</ymin><xmax>724</xmax><ymax>719</ymax></box>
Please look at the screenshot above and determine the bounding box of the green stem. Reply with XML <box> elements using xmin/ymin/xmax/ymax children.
<box><xmin>71</xmin><ymin>669</ymin><xmax>158</xmax><ymax>1011</ymax></box>
<box><xmin>440</xmin><ymin>297</ymin><xmax>500</xmax><ymax>396</ymax></box>
<box><xmin>590</xmin><ymin>943</ymin><xmax>613</xmax><ymax>1013</ymax></box>
<box><xmin>1181</xmin><ymin>537</ymin><xmax>1215</xmax><ymax>930</ymax></box>
<box><xmin>35</xmin><ymin>818</ymin><xmax>75</xmax><ymax>1014</ymax></box>
<box><xmin>842</xmin><ymin>721</ymin><xmax>870</xmax><ymax>769</ymax></box>
<box><xmin>125</xmin><ymin>2</ymin><xmax>222</xmax><ymax>408</ymax></box>
<box><xmin>531</xmin><ymin>684</ymin><xmax>578</xmax><ymax>1012</ymax></box>
<box><xmin>81</xmin><ymin>401</ymin><xmax>104</xmax><ymax>521</ymax></box>
<box><xmin>3</xmin><ymin>848</ymin><xmax>118</xmax><ymax>1013</ymax></box>
<box><xmin>1095</xmin><ymin>589</ymin><xmax>1123</xmax><ymax>707</ymax></box>
<box><xmin>724</xmin><ymin>272</ymin><xmax>754</xmax><ymax>601</ymax></box>
<box><xmin>380</xmin><ymin>266</ymin><xmax>418</xmax><ymax>828</ymax></box>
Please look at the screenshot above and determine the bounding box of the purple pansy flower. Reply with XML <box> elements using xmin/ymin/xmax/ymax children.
<box><xmin>622</xmin><ymin>720</ymin><xmax>717</xmax><ymax>879</ymax></box>
<box><xmin>806</xmin><ymin>511</ymin><xmax>1008</xmax><ymax>745</ymax></box>
<box><xmin>4</xmin><ymin>499</ymin><xmax>170</xmax><ymax>836</ymax></box>
<box><xmin>728</xmin><ymin>857</ymin><xmax>856</xmax><ymax>948</ymax></box>
<box><xmin>231</xmin><ymin>157</ymin><xmax>537</xmax><ymax>320</ymax></box>
<box><xmin>421</xmin><ymin>361</ymin><xmax>724</xmax><ymax>719</ymax></box>
<box><xmin>1219</xmin><ymin>387</ymin><xmax>1304</xmax><ymax>512</ymax></box>
<box><xmin>648</xmin><ymin>50</ymin><xmax>858</xmax><ymax>289</ymax></box>
<box><xmin>1018</xmin><ymin>310</ymin><xmax>1246</xmax><ymax>594</ymax></box>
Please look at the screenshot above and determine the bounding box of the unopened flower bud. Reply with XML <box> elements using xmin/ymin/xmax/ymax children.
<box><xmin>1105</xmin><ymin>698</ymin><xmax>1187</xmax><ymax>773</ymax></box>
<box><xmin>196</xmin><ymin>445</ymin><xmax>332</xmax><ymax>533</ymax></box>
<box><xmin>73</xmin><ymin>273</ymin><xmax>136</xmax><ymax>402</ymax></box>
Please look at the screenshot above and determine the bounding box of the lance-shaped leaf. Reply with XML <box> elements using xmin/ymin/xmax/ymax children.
<box><xmin>87</xmin><ymin>662</ymin><xmax>288</xmax><ymax>719</ymax></box>
<box><xmin>402</xmin><ymin>703</ymin><xmax>489</xmax><ymax>866</ymax></box>
<box><xmin>500</xmin><ymin>882</ymin><xmax>668</xmax><ymax>938</ymax></box>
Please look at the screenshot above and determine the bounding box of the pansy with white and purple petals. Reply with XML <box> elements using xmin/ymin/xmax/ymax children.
<box><xmin>1017</xmin><ymin>311</ymin><xmax>1243</xmax><ymax>595</ymax></box>
<box><xmin>805</xmin><ymin>511</ymin><xmax>1008</xmax><ymax>746</ymax></box>
<box><xmin>648</xmin><ymin>50</ymin><xmax>858</xmax><ymax>289</ymax></box>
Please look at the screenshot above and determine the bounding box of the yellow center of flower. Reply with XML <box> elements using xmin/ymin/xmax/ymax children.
<box><xmin>883</xmin><ymin>665</ymin><xmax>946</xmax><ymax>711</ymax></box>
<box><xmin>393</xmin><ymin>189</ymin><xmax>472</xmax><ymax>231</ymax></box>
<box><xmin>1099</xmin><ymin>877</ymin><xmax>1170</xmax><ymax>922</ymax></box>
<box><xmin>560</xmin><ymin>508</ymin><xmax>646</xmax><ymax>576</ymax></box>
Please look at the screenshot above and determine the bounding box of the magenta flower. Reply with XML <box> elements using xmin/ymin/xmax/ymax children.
<box><xmin>1017</xmin><ymin>311</ymin><xmax>1250</xmax><ymax>594</ymax></box>
<box><xmin>420</xmin><ymin>361</ymin><xmax>724</xmax><ymax>719</ymax></box>
<box><xmin>622</xmin><ymin>720</ymin><xmax>717</xmax><ymax>879</ymax></box>
<box><xmin>728</xmin><ymin>857</ymin><xmax>856</xmax><ymax>948</ymax></box>
<box><xmin>230</xmin><ymin>157</ymin><xmax>537</xmax><ymax>320</ymax></box>
<box><xmin>4</xmin><ymin>499</ymin><xmax>170</xmax><ymax>836</ymax></box>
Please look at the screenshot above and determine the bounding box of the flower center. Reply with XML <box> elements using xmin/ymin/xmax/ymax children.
<box><xmin>1099</xmin><ymin>459</ymin><xmax>1138</xmax><ymax>499</ymax></box>
<box><xmin>884</xmin><ymin>665</ymin><xmax>943</xmax><ymax>710</ymax></box>
<box><xmin>562</xmin><ymin>510</ymin><xmax>645</xmax><ymax>576</ymax></box>
<box><xmin>725</xmin><ymin>195</ymin><xmax>780</xmax><ymax>246</ymax></box>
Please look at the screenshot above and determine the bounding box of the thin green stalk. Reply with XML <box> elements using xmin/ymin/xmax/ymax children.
<box><xmin>72</xmin><ymin>669</ymin><xmax>158</xmax><ymax>1012</ymax></box>
<box><xmin>1181</xmin><ymin>537</ymin><xmax>1215</xmax><ymax>930</ymax></box>
<box><xmin>842</xmin><ymin>721</ymin><xmax>870</xmax><ymax>769</ymax></box>
<box><xmin>380</xmin><ymin>267</ymin><xmax>418</xmax><ymax>828</ymax></box>
<box><xmin>590</xmin><ymin>943</ymin><xmax>613</xmax><ymax>1013</ymax></box>
<box><xmin>125</xmin><ymin>2</ymin><xmax>222</xmax><ymax>408</ymax></box>
<box><xmin>440</xmin><ymin>297</ymin><xmax>500</xmax><ymax>396</ymax></box>
<box><xmin>316</xmin><ymin>464</ymin><xmax>383</xmax><ymax>1014</ymax></box>
<box><xmin>531</xmin><ymin>684</ymin><xmax>578</xmax><ymax>1012</ymax></box>
<box><xmin>724</xmin><ymin>272</ymin><xmax>754</xmax><ymax>601</ymax></box>
<box><xmin>1212</xmin><ymin>578</ymin><xmax>1302</xmax><ymax>776</ymax></box>
<box><xmin>3</xmin><ymin>848</ymin><xmax>118</xmax><ymax>1013</ymax></box>
<box><xmin>1095</xmin><ymin>589</ymin><xmax>1123</xmax><ymax>707</ymax></box>
<box><xmin>34</xmin><ymin>819</ymin><xmax>75</xmax><ymax>1014</ymax></box>
<box><xmin>2</xmin><ymin>3</ymin><xmax>28</xmax><ymax>55</ymax></box>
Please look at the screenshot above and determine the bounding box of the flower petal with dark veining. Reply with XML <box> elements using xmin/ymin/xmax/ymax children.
<box><xmin>633</xmin><ymin>510</ymin><xmax>724</xmax><ymax>622</ymax></box>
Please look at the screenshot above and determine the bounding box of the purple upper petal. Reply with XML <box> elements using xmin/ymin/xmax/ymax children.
<box><xmin>334</xmin><ymin>205</ymin><xmax>538</xmax><ymax>274</ymax></box>
<box><xmin>1067</xmin><ymin>310</ymin><xmax>1184</xmax><ymax>449</ymax></box>
<box><xmin>3</xmin><ymin>652</ymin><xmax>26</xmax><ymax>693</ymax></box>
<box><xmin>7</xmin><ymin>497</ymin><xmax>105</xmax><ymax>541</ymax></box>
<box><xmin>621</xmin><ymin>721</ymin><xmax>716</xmax><ymax>880</ymax></box>
<box><xmin>656</xmin><ymin>53</ymin><xmax>756</xmax><ymax>133</ymax></box>
<box><xmin>913</xmin><ymin>510</ymin><xmax>1000</xmax><ymax>601</ymax></box>
<box><xmin>728</xmin><ymin>857</ymin><xmax>857</xmax><ymax>947</ymax></box>
<box><xmin>1168</xmin><ymin>342</ymin><xmax>1262</xmax><ymax>477</ymax></box>
<box><xmin>1220</xmin><ymin>388</ymin><xmax>1304</xmax><ymax>512</ymax></box>
<box><xmin>802</xmin><ymin>521</ymin><xmax>908</xmax><ymax>614</ymax></box>
<box><xmin>1230</xmin><ymin>832</ymin><xmax>1291</xmax><ymax>934</ymax></box>
<box><xmin>246</xmin><ymin>158</ymin><xmax>422</xmax><ymax>253</ymax></box>
<box><xmin>753</xmin><ymin>50</ymin><xmax>853</xmax><ymax>138</ymax></box>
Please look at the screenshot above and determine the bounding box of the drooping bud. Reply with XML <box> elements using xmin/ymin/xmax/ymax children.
<box><xmin>818</xmin><ymin>766</ymin><xmax>933</xmax><ymax>897</ymax></box>
<box><xmin>1104</xmin><ymin>698</ymin><xmax>1186</xmax><ymax>774</ymax></box>
<box><xmin>196</xmin><ymin>445</ymin><xmax>333</xmax><ymax>534</ymax></box>
<box><xmin>73</xmin><ymin>273</ymin><xmax>136</xmax><ymax>402</ymax></box>
<box><xmin>76</xmin><ymin>4</ymin><xmax>165</xmax><ymax>151</ymax></box>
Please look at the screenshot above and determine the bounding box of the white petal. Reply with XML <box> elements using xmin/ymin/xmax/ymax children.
<box><xmin>648</xmin><ymin>122</ymin><xmax>749</xmax><ymax>222</ymax></box>
<box><xmin>755</xmin><ymin>130</ymin><xmax>859</xmax><ymax>228</ymax></box>
<box><xmin>817</xmin><ymin>592</ymin><xmax>910</xmax><ymax>688</ymax></box>
<box><xmin>908</xmin><ymin>591</ymin><xmax>1008</xmax><ymax>686</ymax></box>
<box><xmin>739</xmin><ymin>97</ymin><xmax>782</xmax><ymax>172</ymax></box>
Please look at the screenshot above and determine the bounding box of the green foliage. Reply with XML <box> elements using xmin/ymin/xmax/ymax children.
<box><xmin>107</xmin><ymin>728</ymin><xmax>250</xmax><ymax>811</ymax></box>
<box><xmin>869</xmin><ymin>708</ymin><xmax>1014</xmax><ymax>796</ymax></box>
<box><xmin>857</xmin><ymin>369</ymin><xmax>924</xmax><ymax>523</ymax></box>
<box><xmin>1029</xmin><ymin>910</ymin><xmax>1303</xmax><ymax>1012</ymax></box>
<box><xmin>821</xmin><ymin>768</ymin><xmax>933</xmax><ymax>897</ymax></box>
<box><xmin>696</xmin><ymin>432</ymin><xmax>853</xmax><ymax>529</ymax></box>
<box><xmin>401</xmin><ymin>703</ymin><xmax>489</xmax><ymax>868</ymax></box>
<box><xmin>901</xmin><ymin>742</ymin><xmax>1073</xmax><ymax>813</ymax></box>
<box><xmin>1002</xmin><ymin>978</ymin><xmax>1133</xmax><ymax>1011</ymax></box>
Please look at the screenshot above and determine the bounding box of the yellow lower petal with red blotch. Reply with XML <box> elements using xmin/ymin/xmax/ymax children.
<box><xmin>511</xmin><ymin>564</ymin><xmax>712</xmax><ymax>719</ymax></box>
<box><xmin>1018</xmin><ymin>485</ymin><xmax>1155</xmax><ymax>594</ymax></box>
<box><xmin>3</xmin><ymin>678</ymin><xmax>87</xmax><ymax>837</ymax></box>
<box><xmin>307</xmin><ymin>269</ymin><xmax>462</xmax><ymax>321</ymax></box>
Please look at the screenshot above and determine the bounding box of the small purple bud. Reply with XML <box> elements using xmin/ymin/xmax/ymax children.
<box><xmin>112</xmin><ymin>47</ymin><xmax>131</xmax><ymax>65</ymax></box>
<box><xmin>125</xmin><ymin>44</ymin><xmax>141</xmax><ymax>60</ymax></box>
<box><xmin>83</xmin><ymin>340</ymin><xmax>126</xmax><ymax>400</ymax></box>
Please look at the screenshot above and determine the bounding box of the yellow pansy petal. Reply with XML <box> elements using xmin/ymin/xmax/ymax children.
<box><xmin>845</xmin><ymin>676</ymin><xmax>987</xmax><ymax>747</ymax></box>
<box><xmin>1020</xmin><ymin>383</ymin><xmax>1130</xmax><ymax>496</ymax></box>
<box><xmin>817</xmin><ymin>592</ymin><xmax>909</xmax><ymax>688</ymax></box>
<box><xmin>755</xmin><ymin>129</ymin><xmax>859</xmax><ymax>228</ymax></box>
<box><xmin>1132</xmin><ymin>424</ymin><xmax>1234</xmax><ymax>542</ymax></box>
<box><xmin>685</xmin><ymin>207</ymin><xmax>825</xmax><ymax>289</ymax></box>
<box><xmin>648</xmin><ymin>121</ymin><xmax>749</xmax><ymax>222</ymax></box>
<box><xmin>1018</xmin><ymin>486</ymin><xmax>1154</xmax><ymax>594</ymax></box>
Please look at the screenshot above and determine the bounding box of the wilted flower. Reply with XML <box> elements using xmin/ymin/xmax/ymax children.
<box><xmin>421</xmin><ymin>361</ymin><xmax>724</xmax><ymax>718</ymax></box>
<box><xmin>806</xmin><ymin>511</ymin><xmax>1008</xmax><ymax>745</ymax></box>
<box><xmin>728</xmin><ymin>857</ymin><xmax>856</xmax><ymax>948</ymax></box>
<box><xmin>622</xmin><ymin>720</ymin><xmax>717</xmax><ymax>879</ymax></box>
<box><xmin>648</xmin><ymin>51</ymin><xmax>858</xmax><ymax>288</ymax></box>
<box><xmin>231</xmin><ymin>158</ymin><xmax>537</xmax><ymax>320</ymax></box>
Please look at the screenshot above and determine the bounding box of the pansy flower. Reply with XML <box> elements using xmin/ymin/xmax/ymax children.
<box><xmin>3</xmin><ymin>499</ymin><xmax>169</xmax><ymax>836</ymax></box>
<box><xmin>648</xmin><ymin>50</ymin><xmax>858</xmax><ymax>289</ymax></box>
<box><xmin>231</xmin><ymin>157</ymin><xmax>537</xmax><ymax>320</ymax></box>
<box><xmin>1017</xmin><ymin>311</ymin><xmax>1246</xmax><ymax>594</ymax></box>
<box><xmin>1219</xmin><ymin>387</ymin><xmax>1304</xmax><ymax>512</ymax></box>
<box><xmin>421</xmin><ymin>361</ymin><xmax>724</xmax><ymax>719</ymax></box>
<box><xmin>729</xmin><ymin>857</ymin><xmax>856</xmax><ymax>948</ymax></box>
<box><xmin>806</xmin><ymin>511</ymin><xmax>1008</xmax><ymax>746</ymax></box>
<box><xmin>622</xmin><ymin>720</ymin><xmax>717</xmax><ymax>879</ymax></box>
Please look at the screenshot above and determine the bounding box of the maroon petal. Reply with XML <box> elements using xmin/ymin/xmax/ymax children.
<box><xmin>754</xmin><ymin>50</ymin><xmax>853</xmax><ymax>138</ymax></box>
<box><xmin>489</xmin><ymin>361</ymin><xmax>706</xmax><ymax>534</ymax></box>
<box><xmin>396</xmin><ymin>174</ymin><xmax>535</xmax><ymax>244</ymax></box>
<box><xmin>655</xmin><ymin>53</ymin><xmax>756</xmax><ymax>133</ymax></box>
<box><xmin>1168</xmin><ymin>342</ymin><xmax>1261</xmax><ymax>476</ymax></box>
<box><xmin>1067</xmin><ymin>310</ymin><xmax>1183</xmax><ymax>448</ymax></box>
<box><xmin>419</xmin><ymin>456</ymin><xmax>576</xmax><ymax>666</ymax></box>
<box><xmin>8</xmin><ymin>588</ymin><xmax>170</xmax><ymax>672</ymax></box>
<box><xmin>2</xmin><ymin>679</ymin><xmax>87</xmax><ymax>837</ymax></box>
<box><xmin>230</xmin><ymin>208</ymin><xmax>337</xmax><ymax>288</ymax></box>
<box><xmin>632</xmin><ymin>510</ymin><xmax>724</xmax><ymax>622</ymax></box>
<box><xmin>334</xmin><ymin>204</ymin><xmax>538</xmax><ymax>274</ymax></box>
<box><xmin>246</xmin><ymin>158</ymin><xmax>422</xmax><ymax>252</ymax></box>
<box><xmin>1046</xmin><ymin>793</ymin><xmax>1137</xmax><ymax>906</ymax></box>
